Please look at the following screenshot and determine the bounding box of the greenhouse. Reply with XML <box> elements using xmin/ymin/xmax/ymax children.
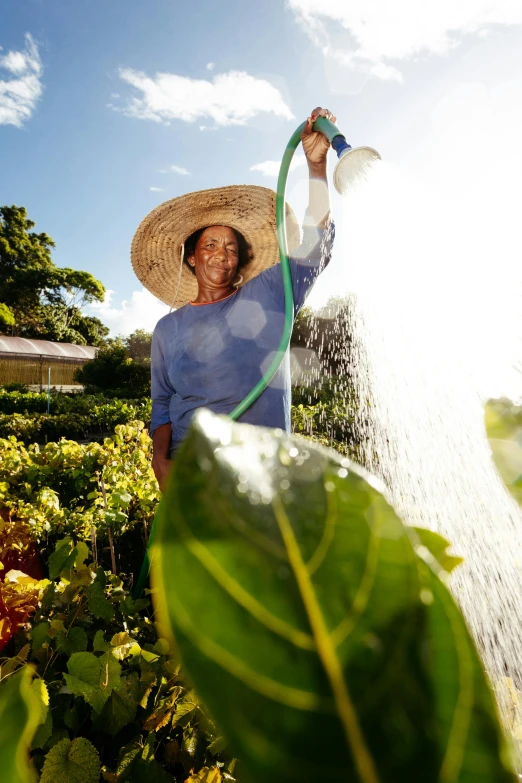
<box><xmin>0</xmin><ymin>335</ymin><xmax>96</xmax><ymax>389</ymax></box>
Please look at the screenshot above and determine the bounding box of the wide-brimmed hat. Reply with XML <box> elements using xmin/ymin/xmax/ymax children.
<box><xmin>131</xmin><ymin>185</ymin><xmax>301</xmax><ymax>308</ymax></box>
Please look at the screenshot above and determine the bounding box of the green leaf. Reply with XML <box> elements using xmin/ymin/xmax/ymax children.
<box><xmin>152</xmin><ymin>411</ymin><xmax>516</xmax><ymax>783</ymax></box>
<box><xmin>411</xmin><ymin>527</ymin><xmax>464</xmax><ymax>573</ymax></box>
<box><xmin>63</xmin><ymin>704</ymin><xmax>82</xmax><ymax>733</ymax></box>
<box><xmin>0</xmin><ymin>667</ymin><xmax>39</xmax><ymax>783</ymax></box>
<box><xmin>29</xmin><ymin>678</ymin><xmax>49</xmax><ymax>726</ymax></box>
<box><xmin>115</xmin><ymin>742</ymin><xmax>141</xmax><ymax>778</ymax></box>
<box><xmin>186</xmin><ymin>769</ymin><xmax>222</xmax><ymax>783</ymax></box>
<box><xmin>74</xmin><ymin>542</ymin><xmax>90</xmax><ymax>567</ymax></box>
<box><xmin>152</xmin><ymin>638</ymin><xmax>170</xmax><ymax>656</ymax></box>
<box><xmin>31</xmin><ymin>711</ymin><xmax>53</xmax><ymax>751</ymax></box>
<box><xmin>56</xmin><ymin>627</ymin><xmax>88</xmax><ymax>656</ymax></box>
<box><xmin>40</xmin><ymin>737</ymin><xmax>100</xmax><ymax>783</ymax></box>
<box><xmin>86</xmin><ymin>582</ymin><xmax>115</xmax><ymax>622</ymax></box>
<box><xmin>110</xmin><ymin>632</ymin><xmax>140</xmax><ymax>660</ymax></box>
<box><xmin>207</xmin><ymin>736</ymin><xmax>226</xmax><ymax>755</ymax></box>
<box><xmin>95</xmin><ymin>690</ymin><xmax>137</xmax><ymax>736</ymax></box>
<box><xmin>30</xmin><ymin>622</ymin><xmax>50</xmax><ymax>652</ymax></box>
<box><xmin>48</xmin><ymin>537</ymin><xmax>77</xmax><ymax>580</ymax></box>
<box><xmin>93</xmin><ymin>630</ymin><xmax>110</xmax><ymax>653</ymax></box>
<box><xmin>64</xmin><ymin>652</ymin><xmax>121</xmax><ymax>714</ymax></box>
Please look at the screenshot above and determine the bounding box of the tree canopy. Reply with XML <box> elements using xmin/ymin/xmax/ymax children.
<box><xmin>0</xmin><ymin>205</ymin><xmax>108</xmax><ymax>345</ymax></box>
<box><xmin>74</xmin><ymin>341</ymin><xmax>150</xmax><ymax>397</ymax></box>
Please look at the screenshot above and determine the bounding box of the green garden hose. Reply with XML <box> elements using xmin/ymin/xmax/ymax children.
<box><xmin>133</xmin><ymin>116</ymin><xmax>343</xmax><ymax>598</ymax></box>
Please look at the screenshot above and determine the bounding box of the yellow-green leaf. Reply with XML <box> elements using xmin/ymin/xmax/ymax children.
<box><xmin>186</xmin><ymin>768</ymin><xmax>222</xmax><ymax>783</ymax></box>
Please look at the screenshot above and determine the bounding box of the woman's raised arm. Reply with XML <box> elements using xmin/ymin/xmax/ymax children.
<box><xmin>301</xmin><ymin>106</ymin><xmax>336</xmax><ymax>231</ymax></box>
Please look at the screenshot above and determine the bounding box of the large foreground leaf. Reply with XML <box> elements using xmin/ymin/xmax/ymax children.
<box><xmin>0</xmin><ymin>667</ymin><xmax>40</xmax><ymax>783</ymax></box>
<box><xmin>152</xmin><ymin>410</ymin><xmax>515</xmax><ymax>783</ymax></box>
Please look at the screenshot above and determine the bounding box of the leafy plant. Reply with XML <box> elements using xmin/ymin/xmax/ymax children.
<box><xmin>0</xmin><ymin>422</ymin><xmax>159</xmax><ymax>575</ymax></box>
<box><xmin>0</xmin><ymin>393</ymin><xmax>152</xmax><ymax>443</ymax></box>
<box><xmin>485</xmin><ymin>398</ymin><xmax>522</xmax><ymax>509</ymax></box>
<box><xmin>152</xmin><ymin>410</ymin><xmax>515</xmax><ymax>782</ymax></box>
<box><xmin>74</xmin><ymin>345</ymin><xmax>150</xmax><ymax>398</ymax></box>
<box><xmin>0</xmin><ymin>537</ymin><xmax>230</xmax><ymax>782</ymax></box>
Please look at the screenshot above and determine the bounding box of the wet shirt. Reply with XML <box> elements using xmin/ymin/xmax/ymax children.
<box><xmin>150</xmin><ymin>221</ymin><xmax>335</xmax><ymax>452</ymax></box>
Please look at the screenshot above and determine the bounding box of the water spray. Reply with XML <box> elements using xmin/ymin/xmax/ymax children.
<box><xmin>134</xmin><ymin>116</ymin><xmax>380</xmax><ymax>597</ymax></box>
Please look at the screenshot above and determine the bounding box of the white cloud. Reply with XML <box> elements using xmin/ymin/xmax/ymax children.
<box><xmin>206</xmin><ymin>62</ymin><xmax>215</xmax><ymax>71</ymax></box>
<box><xmin>149</xmin><ymin>186</ymin><xmax>164</xmax><ymax>191</ymax></box>
<box><xmin>115</xmin><ymin>67</ymin><xmax>294</xmax><ymax>126</ymax></box>
<box><xmin>157</xmin><ymin>164</ymin><xmax>190</xmax><ymax>175</ymax></box>
<box><xmin>86</xmin><ymin>288</ymin><xmax>169</xmax><ymax>336</ymax></box>
<box><xmin>288</xmin><ymin>0</ymin><xmax>522</xmax><ymax>80</ymax></box>
<box><xmin>0</xmin><ymin>33</ymin><xmax>43</xmax><ymax>126</ymax></box>
<box><xmin>250</xmin><ymin>153</ymin><xmax>306</xmax><ymax>177</ymax></box>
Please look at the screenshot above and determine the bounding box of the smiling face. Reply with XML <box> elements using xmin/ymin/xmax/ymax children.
<box><xmin>187</xmin><ymin>226</ymin><xmax>239</xmax><ymax>291</ymax></box>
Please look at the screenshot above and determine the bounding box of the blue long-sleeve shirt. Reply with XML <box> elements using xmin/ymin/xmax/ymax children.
<box><xmin>150</xmin><ymin>220</ymin><xmax>335</xmax><ymax>452</ymax></box>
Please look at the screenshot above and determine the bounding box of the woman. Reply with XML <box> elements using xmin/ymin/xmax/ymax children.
<box><xmin>131</xmin><ymin>107</ymin><xmax>336</xmax><ymax>490</ymax></box>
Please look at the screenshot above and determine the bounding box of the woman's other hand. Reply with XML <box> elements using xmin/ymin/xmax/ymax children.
<box><xmin>152</xmin><ymin>455</ymin><xmax>172</xmax><ymax>492</ymax></box>
<box><xmin>151</xmin><ymin>423</ymin><xmax>174</xmax><ymax>492</ymax></box>
<box><xmin>301</xmin><ymin>107</ymin><xmax>337</xmax><ymax>172</ymax></box>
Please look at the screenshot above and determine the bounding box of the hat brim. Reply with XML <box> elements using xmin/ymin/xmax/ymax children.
<box><xmin>131</xmin><ymin>185</ymin><xmax>301</xmax><ymax>308</ymax></box>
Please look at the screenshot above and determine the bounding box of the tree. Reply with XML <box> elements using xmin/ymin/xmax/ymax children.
<box><xmin>0</xmin><ymin>303</ymin><xmax>15</xmax><ymax>329</ymax></box>
<box><xmin>124</xmin><ymin>329</ymin><xmax>152</xmax><ymax>364</ymax></box>
<box><xmin>74</xmin><ymin>343</ymin><xmax>150</xmax><ymax>397</ymax></box>
<box><xmin>0</xmin><ymin>205</ymin><xmax>107</xmax><ymax>344</ymax></box>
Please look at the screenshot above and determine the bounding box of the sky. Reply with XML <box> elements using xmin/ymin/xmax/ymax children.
<box><xmin>1</xmin><ymin>0</ymin><xmax>521</xmax><ymax>394</ymax></box>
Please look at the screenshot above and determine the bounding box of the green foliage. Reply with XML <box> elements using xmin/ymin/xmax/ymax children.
<box><xmin>125</xmin><ymin>330</ymin><xmax>153</xmax><ymax>365</ymax></box>
<box><xmin>0</xmin><ymin>205</ymin><xmax>107</xmax><ymax>346</ymax></box>
<box><xmin>1</xmin><ymin>384</ymin><xmax>29</xmax><ymax>394</ymax></box>
<box><xmin>0</xmin><ymin>390</ymin><xmax>151</xmax><ymax>417</ymax></box>
<box><xmin>0</xmin><ymin>302</ymin><xmax>15</xmax><ymax>329</ymax></box>
<box><xmin>0</xmin><ymin>422</ymin><xmax>159</xmax><ymax>569</ymax></box>
<box><xmin>0</xmin><ymin>667</ymin><xmax>40</xmax><ymax>783</ymax></box>
<box><xmin>0</xmin><ymin>396</ymin><xmax>152</xmax><ymax>443</ymax></box>
<box><xmin>0</xmin><ymin>537</ymin><xmax>229</xmax><ymax>782</ymax></box>
<box><xmin>485</xmin><ymin>398</ymin><xmax>522</xmax><ymax>509</ymax></box>
<box><xmin>75</xmin><ymin>345</ymin><xmax>151</xmax><ymax>398</ymax></box>
<box><xmin>39</xmin><ymin>737</ymin><xmax>100</xmax><ymax>783</ymax></box>
<box><xmin>291</xmin><ymin>376</ymin><xmax>362</xmax><ymax>462</ymax></box>
<box><xmin>153</xmin><ymin>410</ymin><xmax>515</xmax><ymax>783</ymax></box>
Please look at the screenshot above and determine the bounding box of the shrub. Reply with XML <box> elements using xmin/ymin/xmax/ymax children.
<box><xmin>0</xmin><ymin>396</ymin><xmax>152</xmax><ymax>443</ymax></box>
<box><xmin>0</xmin><ymin>422</ymin><xmax>159</xmax><ymax>575</ymax></box>
<box><xmin>1</xmin><ymin>382</ymin><xmax>29</xmax><ymax>393</ymax></box>
<box><xmin>75</xmin><ymin>345</ymin><xmax>150</xmax><ymax>398</ymax></box>
<box><xmin>0</xmin><ymin>538</ymin><xmax>229</xmax><ymax>781</ymax></box>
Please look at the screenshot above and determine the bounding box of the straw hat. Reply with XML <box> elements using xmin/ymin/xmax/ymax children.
<box><xmin>131</xmin><ymin>185</ymin><xmax>301</xmax><ymax>308</ymax></box>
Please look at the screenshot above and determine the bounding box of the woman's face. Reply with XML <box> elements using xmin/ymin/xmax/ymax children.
<box><xmin>187</xmin><ymin>225</ymin><xmax>239</xmax><ymax>290</ymax></box>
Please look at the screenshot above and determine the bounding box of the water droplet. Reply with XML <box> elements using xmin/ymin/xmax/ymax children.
<box><xmin>280</xmin><ymin>479</ymin><xmax>290</xmax><ymax>490</ymax></box>
<box><xmin>289</xmin><ymin>447</ymin><xmax>299</xmax><ymax>458</ymax></box>
<box><xmin>420</xmin><ymin>589</ymin><xmax>434</xmax><ymax>605</ymax></box>
<box><xmin>198</xmin><ymin>457</ymin><xmax>212</xmax><ymax>473</ymax></box>
<box><xmin>324</xmin><ymin>481</ymin><xmax>335</xmax><ymax>492</ymax></box>
<box><xmin>338</xmin><ymin>468</ymin><xmax>348</xmax><ymax>478</ymax></box>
